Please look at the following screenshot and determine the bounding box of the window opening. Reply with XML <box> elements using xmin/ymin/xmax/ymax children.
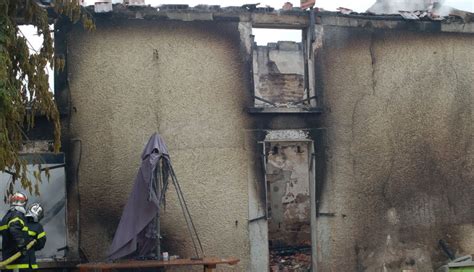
<box><xmin>252</xmin><ymin>28</ymin><xmax>310</xmax><ymax>109</ymax></box>
<box><xmin>252</xmin><ymin>28</ymin><xmax>302</xmax><ymax>46</ymax></box>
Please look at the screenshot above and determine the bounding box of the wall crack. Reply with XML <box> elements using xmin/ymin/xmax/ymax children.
<box><xmin>369</xmin><ymin>33</ymin><xmax>377</xmax><ymax>96</ymax></box>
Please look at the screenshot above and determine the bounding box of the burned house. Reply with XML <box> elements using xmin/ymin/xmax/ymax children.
<box><xmin>4</xmin><ymin>2</ymin><xmax>474</xmax><ymax>271</ymax></box>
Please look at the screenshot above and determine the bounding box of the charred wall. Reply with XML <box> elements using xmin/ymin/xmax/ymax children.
<box><xmin>65</xmin><ymin>19</ymin><xmax>252</xmax><ymax>270</ymax></box>
<box><xmin>59</xmin><ymin>11</ymin><xmax>474</xmax><ymax>271</ymax></box>
<box><xmin>318</xmin><ymin>26</ymin><xmax>474</xmax><ymax>271</ymax></box>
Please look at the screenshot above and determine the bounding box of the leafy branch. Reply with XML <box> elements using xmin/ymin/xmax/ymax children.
<box><xmin>0</xmin><ymin>0</ymin><xmax>94</xmax><ymax>195</ymax></box>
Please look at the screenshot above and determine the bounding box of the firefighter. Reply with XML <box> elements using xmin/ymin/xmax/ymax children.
<box><xmin>24</xmin><ymin>203</ymin><xmax>46</xmax><ymax>270</ymax></box>
<box><xmin>0</xmin><ymin>192</ymin><xmax>30</xmax><ymax>271</ymax></box>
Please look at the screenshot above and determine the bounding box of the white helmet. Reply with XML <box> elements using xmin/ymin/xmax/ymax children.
<box><xmin>9</xmin><ymin>192</ymin><xmax>28</xmax><ymax>207</ymax></box>
<box><xmin>26</xmin><ymin>203</ymin><xmax>44</xmax><ymax>222</ymax></box>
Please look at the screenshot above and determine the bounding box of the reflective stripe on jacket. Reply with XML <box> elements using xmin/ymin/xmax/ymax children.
<box><xmin>24</xmin><ymin>220</ymin><xmax>47</xmax><ymax>270</ymax></box>
<box><xmin>5</xmin><ymin>263</ymin><xmax>39</xmax><ymax>269</ymax></box>
<box><xmin>1</xmin><ymin>209</ymin><xmax>30</xmax><ymax>270</ymax></box>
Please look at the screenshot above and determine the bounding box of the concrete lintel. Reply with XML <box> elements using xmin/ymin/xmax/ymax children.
<box><xmin>441</xmin><ymin>22</ymin><xmax>474</xmax><ymax>33</ymax></box>
<box><xmin>166</xmin><ymin>11</ymin><xmax>213</xmax><ymax>21</ymax></box>
<box><xmin>19</xmin><ymin>152</ymin><xmax>65</xmax><ymax>165</ymax></box>
<box><xmin>316</xmin><ymin>13</ymin><xmax>474</xmax><ymax>34</ymax></box>
<box><xmin>79</xmin><ymin>5</ymin><xmax>474</xmax><ymax>34</ymax></box>
<box><xmin>82</xmin><ymin>5</ymin><xmax>310</xmax><ymax>28</ymax></box>
<box><xmin>251</xmin><ymin>12</ymin><xmax>309</xmax><ymax>28</ymax></box>
<box><xmin>265</xmin><ymin>129</ymin><xmax>310</xmax><ymax>141</ymax></box>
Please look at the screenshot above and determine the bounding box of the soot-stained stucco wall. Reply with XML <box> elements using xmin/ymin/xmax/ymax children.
<box><xmin>64</xmin><ymin>17</ymin><xmax>474</xmax><ymax>271</ymax></box>
<box><xmin>66</xmin><ymin>20</ymin><xmax>250</xmax><ymax>270</ymax></box>
<box><xmin>318</xmin><ymin>27</ymin><xmax>474</xmax><ymax>271</ymax></box>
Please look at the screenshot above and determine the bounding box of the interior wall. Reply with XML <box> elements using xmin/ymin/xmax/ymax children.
<box><xmin>253</xmin><ymin>42</ymin><xmax>305</xmax><ymax>107</ymax></box>
<box><xmin>266</xmin><ymin>142</ymin><xmax>311</xmax><ymax>248</ymax></box>
<box><xmin>266</xmin><ymin>141</ymin><xmax>312</xmax><ymax>271</ymax></box>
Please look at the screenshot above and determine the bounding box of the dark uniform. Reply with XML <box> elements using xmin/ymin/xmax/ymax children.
<box><xmin>24</xmin><ymin>218</ymin><xmax>46</xmax><ymax>270</ymax></box>
<box><xmin>0</xmin><ymin>208</ymin><xmax>30</xmax><ymax>271</ymax></box>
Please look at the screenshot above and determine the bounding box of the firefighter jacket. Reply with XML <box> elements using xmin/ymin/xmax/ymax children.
<box><xmin>0</xmin><ymin>208</ymin><xmax>30</xmax><ymax>270</ymax></box>
<box><xmin>24</xmin><ymin>219</ymin><xmax>46</xmax><ymax>269</ymax></box>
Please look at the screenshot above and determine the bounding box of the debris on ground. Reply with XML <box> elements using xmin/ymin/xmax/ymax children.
<box><xmin>270</xmin><ymin>246</ymin><xmax>311</xmax><ymax>272</ymax></box>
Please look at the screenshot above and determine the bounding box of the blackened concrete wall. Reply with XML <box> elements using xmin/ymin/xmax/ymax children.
<box><xmin>66</xmin><ymin>20</ymin><xmax>252</xmax><ymax>270</ymax></box>
<box><xmin>317</xmin><ymin>27</ymin><xmax>474</xmax><ymax>271</ymax></box>
<box><xmin>63</xmin><ymin>15</ymin><xmax>474</xmax><ymax>272</ymax></box>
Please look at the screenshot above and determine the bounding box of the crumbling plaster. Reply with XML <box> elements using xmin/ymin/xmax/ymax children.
<box><xmin>66</xmin><ymin>20</ymin><xmax>251</xmax><ymax>270</ymax></box>
<box><xmin>318</xmin><ymin>26</ymin><xmax>474</xmax><ymax>271</ymax></box>
<box><xmin>266</xmin><ymin>142</ymin><xmax>311</xmax><ymax>247</ymax></box>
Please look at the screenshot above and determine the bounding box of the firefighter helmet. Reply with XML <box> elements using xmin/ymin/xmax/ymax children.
<box><xmin>26</xmin><ymin>203</ymin><xmax>44</xmax><ymax>222</ymax></box>
<box><xmin>9</xmin><ymin>192</ymin><xmax>28</xmax><ymax>207</ymax></box>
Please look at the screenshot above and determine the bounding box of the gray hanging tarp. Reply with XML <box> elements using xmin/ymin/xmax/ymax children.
<box><xmin>107</xmin><ymin>133</ymin><xmax>169</xmax><ymax>260</ymax></box>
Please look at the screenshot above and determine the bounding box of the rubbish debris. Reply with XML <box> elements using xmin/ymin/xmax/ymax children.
<box><xmin>194</xmin><ymin>5</ymin><xmax>221</xmax><ymax>11</ymax></box>
<box><xmin>242</xmin><ymin>3</ymin><xmax>260</xmax><ymax>11</ymax></box>
<box><xmin>449</xmin><ymin>8</ymin><xmax>474</xmax><ymax>23</ymax></box>
<box><xmin>365</xmin><ymin>0</ymin><xmax>474</xmax><ymax>22</ymax></box>
<box><xmin>437</xmin><ymin>255</ymin><xmax>474</xmax><ymax>272</ymax></box>
<box><xmin>396</xmin><ymin>8</ymin><xmax>468</xmax><ymax>21</ymax></box>
<box><xmin>124</xmin><ymin>0</ymin><xmax>145</xmax><ymax>6</ymax></box>
<box><xmin>270</xmin><ymin>246</ymin><xmax>311</xmax><ymax>272</ymax></box>
<box><xmin>282</xmin><ymin>2</ymin><xmax>293</xmax><ymax>11</ymax></box>
<box><xmin>399</xmin><ymin>10</ymin><xmax>420</xmax><ymax>20</ymax></box>
<box><xmin>337</xmin><ymin>7</ymin><xmax>353</xmax><ymax>15</ymax></box>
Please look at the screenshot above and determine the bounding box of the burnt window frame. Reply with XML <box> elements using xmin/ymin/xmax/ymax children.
<box><xmin>248</xmin><ymin>24</ymin><xmax>321</xmax><ymax>114</ymax></box>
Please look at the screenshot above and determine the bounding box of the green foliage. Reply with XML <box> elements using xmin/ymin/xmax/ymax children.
<box><xmin>0</xmin><ymin>0</ymin><xmax>93</xmax><ymax>195</ymax></box>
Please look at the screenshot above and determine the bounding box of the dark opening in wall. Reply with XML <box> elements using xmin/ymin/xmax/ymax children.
<box><xmin>265</xmin><ymin>141</ymin><xmax>312</xmax><ymax>271</ymax></box>
<box><xmin>252</xmin><ymin>28</ymin><xmax>307</xmax><ymax>109</ymax></box>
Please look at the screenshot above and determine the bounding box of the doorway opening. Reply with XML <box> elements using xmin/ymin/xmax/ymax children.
<box><xmin>265</xmin><ymin>141</ymin><xmax>313</xmax><ymax>271</ymax></box>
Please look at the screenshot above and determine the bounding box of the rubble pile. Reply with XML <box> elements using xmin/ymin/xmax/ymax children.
<box><xmin>270</xmin><ymin>247</ymin><xmax>311</xmax><ymax>272</ymax></box>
